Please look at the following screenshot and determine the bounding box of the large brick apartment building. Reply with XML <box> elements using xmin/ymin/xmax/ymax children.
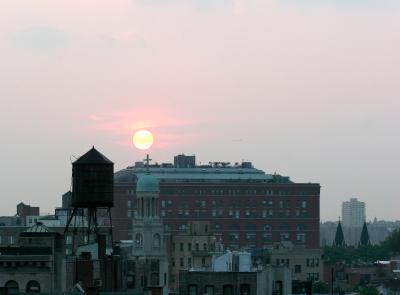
<box><xmin>112</xmin><ymin>155</ymin><xmax>320</xmax><ymax>249</ymax></box>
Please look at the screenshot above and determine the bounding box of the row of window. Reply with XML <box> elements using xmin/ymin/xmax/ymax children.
<box><xmin>159</xmin><ymin>200</ymin><xmax>308</xmax><ymax>208</ymax></box>
<box><xmin>172</xmin><ymin>242</ymin><xmax>210</xmax><ymax>252</ymax></box>
<box><xmin>0</xmin><ymin>236</ymin><xmax>15</xmax><ymax>244</ymax></box>
<box><xmin>171</xmin><ymin>257</ymin><xmax>207</xmax><ymax>268</ymax></box>
<box><xmin>228</xmin><ymin>232</ymin><xmax>306</xmax><ymax>243</ymax></box>
<box><xmin>171</xmin><ymin>223</ymin><xmax>307</xmax><ymax>232</ymax></box>
<box><xmin>158</xmin><ymin>209</ymin><xmax>309</xmax><ymax>218</ymax></box>
<box><xmin>188</xmin><ymin>283</ymin><xmax>251</xmax><ymax>295</ymax></box>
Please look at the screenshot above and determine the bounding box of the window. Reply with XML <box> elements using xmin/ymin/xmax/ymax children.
<box><xmin>245</xmin><ymin>210</ymin><xmax>250</xmax><ymax>216</ymax></box>
<box><xmin>264</xmin><ymin>224</ymin><xmax>272</xmax><ymax>231</ymax></box>
<box><xmin>235</xmin><ymin>210</ymin><xmax>240</xmax><ymax>218</ymax></box>
<box><xmin>302</xmin><ymin>201</ymin><xmax>307</xmax><ymax>209</ymax></box>
<box><xmin>153</xmin><ymin>233</ymin><xmax>161</xmax><ymax>248</ymax></box>
<box><xmin>179</xmin><ymin>224</ymin><xmax>187</xmax><ymax>231</ymax></box>
<box><xmin>135</xmin><ymin>233</ymin><xmax>143</xmax><ymax>248</ymax></box>
<box><xmin>307</xmin><ymin>273</ymin><xmax>319</xmax><ymax>281</ymax></box>
<box><xmin>195</xmin><ymin>243</ymin><xmax>199</xmax><ymax>251</ymax></box>
<box><xmin>171</xmin><ymin>258</ymin><xmax>175</xmax><ymax>267</ymax></box>
<box><xmin>262</xmin><ymin>210</ymin><xmax>267</xmax><ymax>218</ymax></box>
<box><xmin>201</xmin><ymin>200</ymin><xmax>206</xmax><ymax>207</ymax></box>
<box><xmin>127</xmin><ymin>200</ymin><xmax>132</xmax><ymax>208</ymax></box>
<box><xmin>268</xmin><ymin>210</ymin><xmax>273</xmax><ymax>216</ymax></box>
<box><xmin>180</xmin><ymin>243</ymin><xmax>184</xmax><ymax>251</ymax></box>
<box><xmin>229</xmin><ymin>233</ymin><xmax>239</xmax><ymax>242</ymax></box>
<box><xmin>26</xmin><ymin>280</ymin><xmax>40</xmax><ymax>293</ymax></box>
<box><xmin>189</xmin><ymin>285</ymin><xmax>198</xmax><ymax>295</ymax></box>
<box><xmin>295</xmin><ymin>265</ymin><xmax>302</xmax><ymax>273</ymax></box>
<box><xmin>223</xmin><ymin>285</ymin><xmax>233</xmax><ymax>295</ymax></box>
<box><xmin>66</xmin><ymin>236</ymin><xmax>72</xmax><ymax>245</ymax></box>
<box><xmin>279</xmin><ymin>201</ymin><xmax>284</xmax><ymax>208</ymax></box>
<box><xmin>161</xmin><ymin>210</ymin><xmax>165</xmax><ymax>217</ymax></box>
<box><xmin>9</xmin><ymin>236</ymin><xmax>15</xmax><ymax>245</ymax></box>
<box><xmin>161</xmin><ymin>200</ymin><xmax>165</xmax><ymax>208</ymax></box>
<box><xmin>240</xmin><ymin>284</ymin><xmax>250</xmax><ymax>295</ymax></box>
<box><xmin>263</xmin><ymin>233</ymin><xmax>272</xmax><ymax>243</ymax></box>
<box><xmin>202</xmin><ymin>257</ymin><xmax>206</xmax><ymax>266</ymax></box>
<box><xmin>205</xmin><ymin>285</ymin><xmax>214</xmax><ymax>295</ymax></box>
<box><xmin>280</xmin><ymin>233</ymin><xmax>289</xmax><ymax>241</ymax></box>
<box><xmin>212</xmin><ymin>210</ymin><xmax>216</xmax><ymax>217</ymax></box>
<box><xmin>188</xmin><ymin>257</ymin><xmax>192</xmax><ymax>267</ymax></box>
<box><xmin>296</xmin><ymin>233</ymin><xmax>306</xmax><ymax>243</ymax></box>
<box><xmin>188</xmin><ymin>243</ymin><xmax>192</xmax><ymax>251</ymax></box>
<box><xmin>246</xmin><ymin>233</ymin><xmax>256</xmax><ymax>243</ymax></box>
<box><xmin>203</xmin><ymin>243</ymin><xmax>207</xmax><ymax>251</ymax></box>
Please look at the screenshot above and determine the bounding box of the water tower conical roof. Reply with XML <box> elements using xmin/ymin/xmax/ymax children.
<box><xmin>74</xmin><ymin>147</ymin><xmax>113</xmax><ymax>164</ymax></box>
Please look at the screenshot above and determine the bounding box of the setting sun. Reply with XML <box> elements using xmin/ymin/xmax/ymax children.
<box><xmin>133</xmin><ymin>130</ymin><xmax>154</xmax><ymax>150</ymax></box>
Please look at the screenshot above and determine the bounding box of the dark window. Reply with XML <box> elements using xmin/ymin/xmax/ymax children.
<box><xmin>205</xmin><ymin>285</ymin><xmax>214</xmax><ymax>295</ymax></box>
<box><xmin>180</xmin><ymin>243</ymin><xmax>184</xmax><ymax>251</ymax></box>
<box><xmin>188</xmin><ymin>243</ymin><xmax>192</xmax><ymax>251</ymax></box>
<box><xmin>295</xmin><ymin>265</ymin><xmax>302</xmax><ymax>273</ymax></box>
<box><xmin>223</xmin><ymin>285</ymin><xmax>233</xmax><ymax>295</ymax></box>
<box><xmin>26</xmin><ymin>280</ymin><xmax>40</xmax><ymax>293</ymax></box>
<box><xmin>189</xmin><ymin>285</ymin><xmax>198</xmax><ymax>295</ymax></box>
<box><xmin>240</xmin><ymin>284</ymin><xmax>251</xmax><ymax>295</ymax></box>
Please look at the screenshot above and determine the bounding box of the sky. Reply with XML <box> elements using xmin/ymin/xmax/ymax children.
<box><xmin>0</xmin><ymin>0</ymin><xmax>399</xmax><ymax>221</ymax></box>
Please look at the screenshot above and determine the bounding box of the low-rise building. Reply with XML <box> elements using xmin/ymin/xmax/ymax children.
<box><xmin>269</xmin><ymin>242</ymin><xmax>324</xmax><ymax>283</ymax></box>
<box><xmin>0</xmin><ymin>223</ymin><xmax>65</xmax><ymax>293</ymax></box>
<box><xmin>167</xmin><ymin>221</ymin><xmax>223</xmax><ymax>292</ymax></box>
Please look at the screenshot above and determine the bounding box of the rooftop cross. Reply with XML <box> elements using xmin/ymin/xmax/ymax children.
<box><xmin>144</xmin><ymin>154</ymin><xmax>152</xmax><ymax>174</ymax></box>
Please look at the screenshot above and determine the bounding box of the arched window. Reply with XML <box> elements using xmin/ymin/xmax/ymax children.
<box><xmin>26</xmin><ymin>280</ymin><xmax>40</xmax><ymax>293</ymax></box>
<box><xmin>135</xmin><ymin>233</ymin><xmax>143</xmax><ymax>248</ymax></box>
<box><xmin>5</xmin><ymin>280</ymin><xmax>19</xmax><ymax>293</ymax></box>
<box><xmin>153</xmin><ymin>233</ymin><xmax>161</xmax><ymax>248</ymax></box>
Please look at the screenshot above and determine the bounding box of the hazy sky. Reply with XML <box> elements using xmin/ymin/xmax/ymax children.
<box><xmin>1</xmin><ymin>0</ymin><xmax>399</xmax><ymax>221</ymax></box>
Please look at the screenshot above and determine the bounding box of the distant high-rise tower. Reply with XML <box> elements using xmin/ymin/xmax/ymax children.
<box><xmin>333</xmin><ymin>220</ymin><xmax>346</xmax><ymax>247</ymax></box>
<box><xmin>342</xmin><ymin>198</ymin><xmax>366</xmax><ymax>228</ymax></box>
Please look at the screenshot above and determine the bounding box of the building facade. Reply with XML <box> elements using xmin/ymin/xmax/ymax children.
<box><xmin>342</xmin><ymin>198</ymin><xmax>366</xmax><ymax>228</ymax></box>
<box><xmin>113</xmin><ymin>155</ymin><xmax>320</xmax><ymax>250</ymax></box>
<box><xmin>167</xmin><ymin>221</ymin><xmax>224</xmax><ymax>292</ymax></box>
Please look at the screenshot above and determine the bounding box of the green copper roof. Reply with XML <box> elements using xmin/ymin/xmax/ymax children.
<box><xmin>136</xmin><ymin>174</ymin><xmax>160</xmax><ymax>193</ymax></box>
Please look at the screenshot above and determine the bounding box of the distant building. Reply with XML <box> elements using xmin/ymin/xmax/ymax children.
<box><xmin>179</xmin><ymin>251</ymin><xmax>291</xmax><ymax>295</ymax></box>
<box><xmin>113</xmin><ymin>154</ymin><xmax>320</xmax><ymax>249</ymax></box>
<box><xmin>167</xmin><ymin>221</ymin><xmax>224</xmax><ymax>292</ymax></box>
<box><xmin>174</xmin><ymin>154</ymin><xmax>196</xmax><ymax>168</ymax></box>
<box><xmin>342</xmin><ymin>198</ymin><xmax>365</xmax><ymax>228</ymax></box>
<box><xmin>320</xmin><ymin>220</ymin><xmax>398</xmax><ymax>247</ymax></box>
<box><xmin>269</xmin><ymin>242</ymin><xmax>324</xmax><ymax>282</ymax></box>
<box><xmin>16</xmin><ymin>202</ymin><xmax>39</xmax><ymax>226</ymax></box>
<box><xmin>0</xmin><ymin>223</ymin><xmax>65</xmax><ymax>293</ymax></box>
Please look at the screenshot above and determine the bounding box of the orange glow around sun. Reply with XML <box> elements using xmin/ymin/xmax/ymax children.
<box><xmin>133</xmin><ymin>130</ymin><xmax>154</xmax><ymax>150</ymax></box>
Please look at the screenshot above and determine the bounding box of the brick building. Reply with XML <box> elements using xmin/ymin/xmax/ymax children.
<box><xmin>113</xmin><ymin>155</ymin><xmax>320</xmax><ymax>250</ymax></box>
